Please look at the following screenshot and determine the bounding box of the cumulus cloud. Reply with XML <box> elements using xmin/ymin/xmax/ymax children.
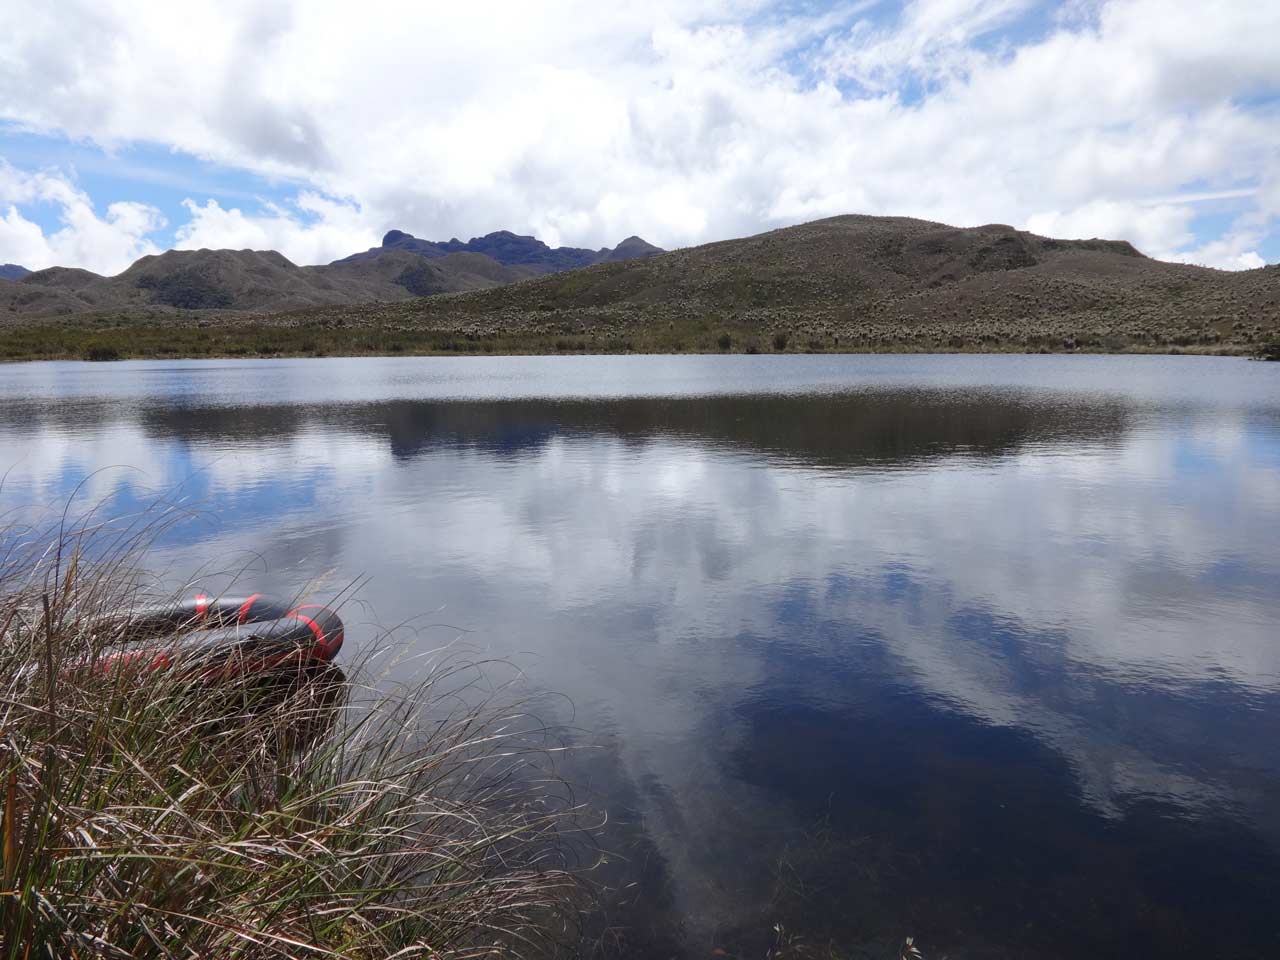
<box><xmin>0</xmin><ymin>162</ymin><xmax>163</xmax><ymax>273</ymax></box>
<box><xmin>823</xmin><ymin>0</ymin><xmax>1036</xmax><ymax>94</ymax></box>
<box><xmin>1025</xmin><ymin>200</ymin><xmax>1196</xmax><ymax>258</ymax></box>
<box><xmin>0</xmin><ymin>0</ymin><xmax>1277</xmax><ymax>267</ymax></box>
<box><xmin>1166</xmin><ymin>230</ymin><xmax>1268</xmax><ymax>271</ymax></box>
<box><xmin>174</xmin><ymin>194</ymin><xmax>379</xmax><ymax>265</ymax></box>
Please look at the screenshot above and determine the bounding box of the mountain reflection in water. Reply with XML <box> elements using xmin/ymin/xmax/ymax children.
<box><xmin>0</xmin><ymin>355</ymin><xmax>1277</xmax><ymax>959</ymax></box>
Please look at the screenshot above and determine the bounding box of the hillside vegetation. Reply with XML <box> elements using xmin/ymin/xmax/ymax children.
<box><xmin>284</xmin><ymin>215</ymin><xmax>1280</xmax><ymax>355</ymax></box>
<box><xmin>0</xmin><ymin>227</ymin><xmax>663</xmax><ymax>323</ymax></box>
<box><xmin>0</xmin><ymin>247</ymin><xmax>533</xmax><ymax>317</ymax></box>
<box><xmin>1</xmin><ymin>214</ymin><xmax>1277</xmax><ymax>359</ymax></box>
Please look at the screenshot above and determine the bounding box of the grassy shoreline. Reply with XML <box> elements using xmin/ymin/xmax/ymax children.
<box><xmin>0</xmin><ymin>516</ymin><xmax>588</xmax><ymax>958</ymax></box>
<box><xmin>0</xmin><ymin>313</ymin><xmax>1271</xmax><ymax>362</ymax></box>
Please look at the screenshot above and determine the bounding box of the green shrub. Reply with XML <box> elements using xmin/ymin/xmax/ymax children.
<box><xmin>83</xmin><ymin>344</ymin><xmax>121</xmax><ymax>362</ymax></box>
<box><xmin>772</xmin><ymin>332</ymin><xmax>789</xmax><ymax>351</ymax></box>
<box><xmin>135</xmin><ymin>272</ymin><xmax>233</xmax><ymax>310</ymax></box>
<box><xmin>717</xmin><ymin>332</ymin><xmax>732</xmax><ymax>351</ymax></box>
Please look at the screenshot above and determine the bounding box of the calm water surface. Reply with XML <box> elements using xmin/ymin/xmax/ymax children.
<box><xmin>2</xmin><ymin>355</ymin><xmax>1279</xmax><ymax>958</ymax></box>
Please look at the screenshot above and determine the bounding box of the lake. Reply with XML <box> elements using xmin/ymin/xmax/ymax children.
<box><xmin>1</xmin><ymin>354</ymin><xmax>1278</xmax><ymax>958</ymax></box>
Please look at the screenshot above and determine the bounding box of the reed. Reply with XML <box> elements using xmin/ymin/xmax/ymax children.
<box><xmin>0</xmin><ymin>509</ymin><xmax>586</xmax><ymax>959</ymax></box>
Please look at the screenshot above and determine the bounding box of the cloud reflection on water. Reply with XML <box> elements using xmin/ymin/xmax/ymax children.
<box><xmin>2</xmin><ymin>358</ymin><xmax>1279</xmax><ymax>956</ymax></box>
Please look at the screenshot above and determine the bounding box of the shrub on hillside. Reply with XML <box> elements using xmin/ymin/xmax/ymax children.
<box><xmin>135</xmin><ymin>271</ymin><xmax>233</xmax><ymax>310</ymax></box>
<box><xmin>83</xmin><ymin>344</ymin><xmax>121</xmax><ymax>361</ymax></box>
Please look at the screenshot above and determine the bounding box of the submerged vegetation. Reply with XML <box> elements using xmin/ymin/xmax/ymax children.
<box><xmin>0</xmin><ymin>511</ymin><xmax>586</xmax><ymax>958</ymax></box>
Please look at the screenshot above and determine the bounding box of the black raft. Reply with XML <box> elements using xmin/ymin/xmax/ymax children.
<box><xmin>97</xmin><ymin>593</ymin><xmax>345</xmax><ymax>680</ymax></box>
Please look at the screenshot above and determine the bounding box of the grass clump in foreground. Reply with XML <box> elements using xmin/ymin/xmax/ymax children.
<box><xmin>0</xmin><ymin>518</ymin><xmax>586</xmax><ymax>958</ymax></box>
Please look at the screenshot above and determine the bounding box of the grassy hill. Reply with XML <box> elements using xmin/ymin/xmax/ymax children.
<box><xmin>0</xmin><ymin>247</ymin><xmax>528</xmax><ymax>318</ymax></box>
<box><xmin>278</xmin><ymin>215</ymin><xmax>1280</xmax><ymax>355</ymax></box>
<box><xmin>0</xmin><ymin>228</ymin><xmax>663</xmax><ymax>322</ymax></box>
<box><xmin>1</xmin><ymin>214</ymin><xmax>1277</xmax><ymax>359</ymax></box>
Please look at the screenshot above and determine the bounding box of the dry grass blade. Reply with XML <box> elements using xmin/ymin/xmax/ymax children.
<box><xmin>0</xmin><ymin>512</ymin><xmax>592</xmax><ymax>959</ymax></box>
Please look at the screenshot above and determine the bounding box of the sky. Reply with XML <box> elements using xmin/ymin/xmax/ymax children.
<box><xmin>0</xmin><ymin>0</ymin><xmax>1278</xmax><ymax>274</ymax></box>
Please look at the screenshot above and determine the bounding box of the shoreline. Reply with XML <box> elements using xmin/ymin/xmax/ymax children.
<box><xmin>0</xmin><ymin>346</ymin><xmax>1262</xmax><ymax>363</ymax></box>
<box><xmin>0</xmin><ymin>317</ymin><xmax>1272</xmax><ymax>363</ymax></box>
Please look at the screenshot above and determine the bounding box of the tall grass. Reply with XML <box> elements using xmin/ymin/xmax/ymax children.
<box><xmin>0</xmin><ymin>511</ymin><xmax>587</xmax><ymax>959</ymax></box>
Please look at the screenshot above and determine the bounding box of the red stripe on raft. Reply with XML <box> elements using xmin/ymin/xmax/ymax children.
<box><xmin>195</xmin><ymin>593</ymin><xmax>209</xmax><ymax>622</ymax></box>
<box><xmin>98</xmin><ymin>650</ymin><xmax>162</xmax><ymax>674</ymax></box>
<box><xmin>237</xmin><ymin>593</ymin><xmax>264</xmax><ymax>624</ymax></box>
<box><xmin>289</xmin><ymin>611</ymin><xmax>327</xmax><ymax>660</ymax></box>
<box><xmin>287</xmin><ymin>605</ymin><xmax>343</xmax><ymax>661</ymax></box>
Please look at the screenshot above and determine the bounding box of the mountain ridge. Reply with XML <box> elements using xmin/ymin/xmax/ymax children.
<box><xmin>0</xmin><ymin>264</ymin><xmax>30</xmax><ymax>281</ymax></box>
<box><xmin>1</xmin><ymin>214</ymin><xmax>1276</xmax><ymax>359</ymax></box>
<box><xmin>0</xmin><ymin>226</ymin><xmax>662</xmax><ymax>317</ymax></box>
<box><xmin>340</xmin><ymin>229</ymin><xmax>663</xmax><ymax>274</ymax></box>
<box><xmin>0</xmin><ymin>246</ymin><xmax>530</xmax><ymax>316</ymax></box>
<box><xmin>283</xmin><ymin>213</ymin><xmax>1279</xmax><ymax>355</ymax></box>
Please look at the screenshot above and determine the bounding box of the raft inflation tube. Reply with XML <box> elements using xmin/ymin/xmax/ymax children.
<box><xmin>97</xmin><ymin>593</ymin><xmax>344</xmax><ymax>680</ymax></box>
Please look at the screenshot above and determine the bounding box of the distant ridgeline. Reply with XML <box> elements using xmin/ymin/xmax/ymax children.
<box><xmin>0</xmin><ymin>227</ymin><xmax>663</xmax><ymax>317</ymax></box>
<box><xmin>1</xmin><ymin>215</ymin><xmax>1277</xmax><ymax>360</ymax></box>
<box><xmin>341</xmin><ymin>229</ymin><xmax>663</xmax><ymax>275</ymax></box>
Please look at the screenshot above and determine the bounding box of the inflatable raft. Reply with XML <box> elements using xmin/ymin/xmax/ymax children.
<box><xmin>98</xmin><ymin>593</ymin><xmax>344</xmax><ymax>679</ymax></box>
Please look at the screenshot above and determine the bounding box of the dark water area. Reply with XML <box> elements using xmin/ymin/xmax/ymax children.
<box><xmin>1</xmin><ymin>354</ymin><xmax>1278</xmax><ymax>958</ymax></box>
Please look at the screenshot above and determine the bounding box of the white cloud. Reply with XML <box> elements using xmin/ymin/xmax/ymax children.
<box><xmin>0</xmin><ymin>0</ymin><xmax>1276</xmax><ymax>267</ymax></box>
<box><xmin>1025</xmin><ymin>200</ymin><xmax>1195</xmax><ymax>257</ymax></box>
<box><xmin>174</xmin><ymin>194</ymin><xmax>379</xmax><ymax>265</ymax></box>
<box><xmin>9</xmin><ymin>393</ymin><xmax>1280</xmax><ymax>928</ymax></box>
<box><xmin>823</xmin><ymin>0</ymin><xmax>1036</xmax><ymax>94</ymax></box>
<box><xmin>0</xmin><ymin>162</ymin><xmax>164</xmax><ymax>273</ymax></box>
<box><xmin>1166</xmin><ymin>235</ymin><xmax>1267</xmax><ymax>271</ymax></box>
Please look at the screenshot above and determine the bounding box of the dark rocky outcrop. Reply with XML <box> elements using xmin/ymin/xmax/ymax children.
<box><xmin>342</xmin><ymin>228</ymin><xmax>663</xmax><ymax>274</ymax></box>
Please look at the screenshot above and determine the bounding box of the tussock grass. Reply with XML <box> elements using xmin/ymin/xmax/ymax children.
<box><xmin>0</xmin><ymin>512</ymin><xmax>588</xmax><ymax>959</ymax></box>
